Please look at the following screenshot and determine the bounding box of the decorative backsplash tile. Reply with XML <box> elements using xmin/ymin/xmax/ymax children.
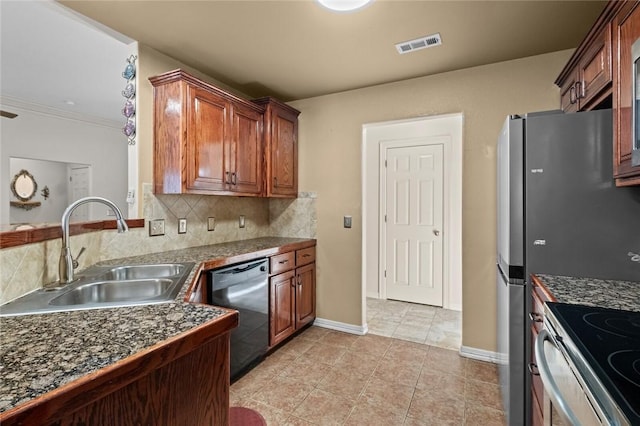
<box><xmin>0</xmin><ymin>185</ymin><xmax>317</xmax><ymax>305</ymax></box>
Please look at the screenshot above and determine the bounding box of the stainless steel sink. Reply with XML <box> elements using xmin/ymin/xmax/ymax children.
<box><xmin>0</xmin><ymin>262</ymin><xmax>194</xmax><ymax>316</ymax></box>
<box><xmin>49</xmin><ymin>278</ymin><xmax>175</xmax><ymax>306</ymax></box>
<box><xmin>97</xmin><ymin>264</ymin><xmax>187</xmax><ymax>281</ymax></box>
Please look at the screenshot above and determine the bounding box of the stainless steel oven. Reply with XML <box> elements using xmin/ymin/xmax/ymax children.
<box><xmin>535</xmin><ymin>302</ymin><xmax>640</xmax><ymax>426</ymax></box>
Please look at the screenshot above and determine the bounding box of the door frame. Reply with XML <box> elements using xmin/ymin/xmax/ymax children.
<box><xmin>361</xmin><ymin>114</ymin><xmax>463</xmax><ymax>326</ymax></box>
<box><xmin>379</xmin><ymin>139</ymin><xmax>445</xmax><ymax>303</ymax></box>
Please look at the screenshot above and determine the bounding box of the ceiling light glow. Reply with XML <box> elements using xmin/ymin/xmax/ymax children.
<box><xmin>317</xmin><ymin>0</ymin><xmax>372</xmax><ymax>12</ymax></box>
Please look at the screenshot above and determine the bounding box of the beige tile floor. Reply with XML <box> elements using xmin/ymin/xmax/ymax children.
<box><xmin>366</xmin><ymin>298</ymin><xmax>462</xmax><ymax>351</ymax></box>
<box><xmin>230</xmin><ymin>326</ymin><xmax>506</xmax><ymax>425</ymax></box>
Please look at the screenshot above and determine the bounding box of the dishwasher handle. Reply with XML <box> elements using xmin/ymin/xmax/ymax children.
<box><xmin>216</xmin><ymin>259</ymin><xmax>267</xmax><ymax>275</ymax></box>
<box><xmin>535</xmin><ymin>329</ymin><xmax>582</xmax><ymax>426</ymax></box>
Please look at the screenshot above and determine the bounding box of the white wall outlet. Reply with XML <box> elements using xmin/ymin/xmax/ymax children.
<box><xmin>126</xmin><ymin>188</ymin><xmax>135</xmax><ymax>204</ymax></box>
<box><xmin>178</xmin><ymin>218</ymin><xmax>187</xmax><ymax>234</ymax></box>
<box><xmin>207</xmin><ymin>217</ymin><xmax>216</xmax><ymax>231</ymax></box>
<box><xmin>149</xmin><ymin>219</ymin><xmax>165</xmax><ymax>236</ymax></box>
<box><xmin>239</xmin><ymin>215</ymin><xmax>245</xmax><ymax>228</ymax></box>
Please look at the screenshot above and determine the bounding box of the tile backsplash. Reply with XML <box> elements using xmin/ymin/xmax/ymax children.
<box><xmin>0</xmin><ymin>185</ymin><xmax>317</xmax><ymax>304</ymax></box>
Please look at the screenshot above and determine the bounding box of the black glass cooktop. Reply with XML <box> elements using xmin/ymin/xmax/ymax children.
<box><xmin>546</xmin><ymin>302</ymin><xmax>640</xmax><ymax>425</ymax></box>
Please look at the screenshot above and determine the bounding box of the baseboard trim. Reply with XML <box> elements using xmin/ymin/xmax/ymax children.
<box><xmin>459</xmin><ymin>345</ymin><xmax>503</xmax><ymax>364</ymax></box>
<box><xmin>366</xmin><ymin>291</ymin><xmax>379</xmax><ymax>299</ymax></box>
<box><xmin>313</xmin><ymin>317</ymin><xmax>368</xmax><ymax>336</ymax></box>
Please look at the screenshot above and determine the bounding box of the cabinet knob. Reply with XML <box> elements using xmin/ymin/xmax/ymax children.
<box><xmin>569</xmin><ymin>86</ymin><xmax>577</xmax><ymax>104</ymax></box>
<box><xmin>433</xmin><ymin>229</ymin><xmax>440</xmax><ymax>236</ymax></box>
<box><xmin>576</xmin><ymin>81</ymin><xmax>584</xmax><ymax>99</ymax></box>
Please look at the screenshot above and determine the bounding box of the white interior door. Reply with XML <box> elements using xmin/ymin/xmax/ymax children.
<box><xmin>384</xmin><ymin>144</ymin><xmax>444</xmax><ymax>306</ymax></box>
<box><xmin>69</xmin><ymin>166</ymin><xmax>90</xmax><ymax>222</ymax></box>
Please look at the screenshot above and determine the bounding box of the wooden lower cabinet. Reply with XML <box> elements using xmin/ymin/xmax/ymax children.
<box><xmin>268</xmin><ymin>246</ymin><xmax>316</xmax><ymax>348</ymax></box>
<box><xmin>529</xmin><ymin>275</ymin><xmax>558</xmax><ymax>426</ymax></box>
<box><xmin>270</xmin><ymin>269</ymin><xmax>296</xmax><ymax>346</ymax></box>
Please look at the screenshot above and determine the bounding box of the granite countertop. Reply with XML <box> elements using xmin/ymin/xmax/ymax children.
<box><xmin>0</xmin><ymin>236</ymin><xmax>315</xmax><ymax>414</ymax></box>
<box><xmin>534</xmin><ymin>273</ymin><xmax>640</xmax><ymax>312</ymax></box>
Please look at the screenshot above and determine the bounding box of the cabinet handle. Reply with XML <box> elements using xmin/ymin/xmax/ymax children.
<box><xmin>225</xmin><ymin>171</ymin><xmax>231</xmax><ymax>184</ymax></box>
<box><xmin>302</xmin><ymin>253</ymin><xmax>311</xmax><ymax>257</ymax></box>
<box><xmin>576</xmin><ymin>81</ymin><xmax>584</xmax><ymax>99</ymax></box>
<box><xmin>529</xmin><ymin>312</ymin><xmax>543</xmax><ymax>323</ymax></box>
<box><xmin>274</xmin><ymin>176</ymin><xmax>278</xmax><ymax>186</ymax></box>
<box><xmin>232</xmin><ymin>172</ymin><xmax>237</xmax><ymax>185</ymax></box>
<box><xmin>569</xmin><ymin>86</ymin><xmax>576</xmax><ymax>104</ymax></box>
<box><xmin>528</xmin><ymin>362</ymin><xmax>540</xmax><ymax>376</ymax></box>
<box><xmin>278</xmin><ymin>260</ymin><xmax>289</xmax><ymax>264</ymax></box>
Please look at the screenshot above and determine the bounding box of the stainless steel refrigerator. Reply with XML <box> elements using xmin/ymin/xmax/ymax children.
<box><xmin>496</xmin><ymin>108</ymin><xmax>640</xmax><ymax>426</ymax></box>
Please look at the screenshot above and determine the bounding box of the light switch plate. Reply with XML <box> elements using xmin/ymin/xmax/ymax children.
<box><xmin>149</xmin><ymin>219</ymin><xmax>165</xmax><ymax>236</ymax></box>
<box><xmin>239</xmin><ymin>215</ymin><xmax>245</xmax><ymax>228</ymax></box>
<box><xmin>207</xmin><ymin>217</ymin><xmax>216</xmax><ymax>231</ymax></box>
<box><xmin>178</xmin><ymin>218</ymin><xmax>187</xmax><ymax>234</ymax></box>
<box><xmin>344</xmin><ymin>215</ymin><xmax>352</xmax><ymax>228</ymax></box>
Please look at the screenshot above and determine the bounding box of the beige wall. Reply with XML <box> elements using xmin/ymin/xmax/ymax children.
<box><xmin>290</xmin><ymin>49</ymin><xmax>573</xmax><ymax>352</ymax></box>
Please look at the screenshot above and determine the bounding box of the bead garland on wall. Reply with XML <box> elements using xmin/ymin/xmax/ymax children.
<box><xmin>121</xmin><ymin>55</ymin><xmax>137</xmax><ymax>145</ymax></box>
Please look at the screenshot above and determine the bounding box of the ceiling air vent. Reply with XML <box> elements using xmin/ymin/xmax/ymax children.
<box><xmin>395</xmin><ymin>33</ymin><xmax>442</xmax><ymax>55</ymax></box>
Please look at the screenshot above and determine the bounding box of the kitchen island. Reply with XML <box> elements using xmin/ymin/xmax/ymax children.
<box><xmin>0</xmin><ymin>236</ymin><xmax>315</xmax><ymax>425</ymax></box>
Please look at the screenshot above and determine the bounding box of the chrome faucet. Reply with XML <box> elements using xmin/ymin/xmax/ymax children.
<box><xmin>59</xmin><ymin>196</ymin><xmax>128</xmax><ymax>284</ymax></box>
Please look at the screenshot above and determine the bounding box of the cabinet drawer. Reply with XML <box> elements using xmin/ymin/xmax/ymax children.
<box><xmin>270</xmin><ymin>251</ymin><xmax>295</xmax><ymax>274</ymax></box>
<box><xmin>296</xmin><ymin>246</ymin><xmax>316</xmax><ymax>266</ymax></box>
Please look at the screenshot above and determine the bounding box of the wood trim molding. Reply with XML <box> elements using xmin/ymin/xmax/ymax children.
<box><xmin>0</xmin><ymin>219</ymin><xmax>145</xmax><ymax>249</ymax></box>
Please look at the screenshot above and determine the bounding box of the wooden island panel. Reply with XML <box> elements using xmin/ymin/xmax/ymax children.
<box><xmin>0</xmin><ymin>310</ymin><xmax>237</xmax><ymax>426</ymax></box>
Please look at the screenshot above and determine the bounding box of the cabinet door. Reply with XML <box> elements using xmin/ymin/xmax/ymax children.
<box><xmin>613</xmin><ymin>2</ymin><xmax>640</xmax><ymax>185</ymax></box>
<box><xmin>578</xmin><ymin>23</ymin><xmax>612</xmax><ymax>109</ymax></box>
<box><xmin>270</xmin><ymin>107</ymin><xmax>298</xmax><ymax>197</ymax></box>
<box><xmin>187</xmin><ymin>86</ymin><xmax>229</xmax><ymax>192</ymax></box>
<box><xmin>269</xmin><ymin>270</ymin><xmax>296</xmax><ymax>347</ymax></box>
<box><xmin>230</xmin><ymin>103</ymin><xmax>263</xmax><ymax>195</ymax></box>
<box><xmin>295</xmin><ymin>263</ymin><xmax>316</xmax><ymax>329</ymax></box>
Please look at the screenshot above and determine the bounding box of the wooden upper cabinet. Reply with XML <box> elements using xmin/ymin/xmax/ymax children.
<box><xmin>253</xmin><ymin>97</ymin><xmax>300</xmax><ymax>198</ymax></box>
<box><xmin>187</xmin><ymin>86</ymin><xmax>229</xmax><ymax>193</ymax></box>
<box><xmin>556</xmin><ymin>12</ymin><xmax>613</xmax><ymax>113</ymax></box>
<box><xmin>150</xmin><ymin>70</ymin><xmax>265</xmax><ymax>196</ymax></box>
<box><xmin>231</xmin><ymin>103</ymin><xmax>264</xmax><ymax>195</ymax></box>
<box><xmin>613</xmin><ymin>1</ymin><xmax>640</xmax><ymax>185</ymax></box>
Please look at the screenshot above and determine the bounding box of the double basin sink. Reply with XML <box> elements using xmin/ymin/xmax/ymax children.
<box><xmin>0</xmin><ymin>262</ymin><xmax>194</xmax><ymax>317</ymax></box>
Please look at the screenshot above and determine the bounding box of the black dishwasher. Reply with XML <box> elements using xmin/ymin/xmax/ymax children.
<box><xmin>207</xmin><ymin>258</ymin><xmax>269</xmax><ymax>382</ymax></box>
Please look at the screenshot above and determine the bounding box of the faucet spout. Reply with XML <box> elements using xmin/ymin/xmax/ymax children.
<box><xmin>59</xmin><ymin>196</ymin><xmax>128</xmax><ymax>284</ymax></box>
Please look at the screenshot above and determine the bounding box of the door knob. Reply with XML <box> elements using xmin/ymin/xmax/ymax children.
<box><xmin>433</xmin><ymin>230</ymin><xmax>440</xmax><ymax>236</ymax></box>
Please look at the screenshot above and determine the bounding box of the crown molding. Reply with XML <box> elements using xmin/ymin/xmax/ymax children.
<box><xmin>0</xmin><ymin>96</ymin><xmax>122</xmax><ymax>129</ymax></box>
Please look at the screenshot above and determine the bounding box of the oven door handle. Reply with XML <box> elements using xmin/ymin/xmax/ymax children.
<box><xmin>535</xmin><ymin>329</ymin><xmax>583</xmax><ymax>426</ymax></box>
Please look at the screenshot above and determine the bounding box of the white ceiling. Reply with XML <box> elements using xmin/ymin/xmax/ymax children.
<box><xmin>0</xmin><ymin>0</ymin><xmax>134</xmax><ymax>123</ymax></box>
<box><xmin>1</xmin><ymin>0</ymin><xmax>606</xmax><ymax>122</ymax></box>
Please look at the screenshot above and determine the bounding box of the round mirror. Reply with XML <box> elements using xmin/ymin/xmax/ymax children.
<box><xmin>11</xmin><ymin>169</ymin><xmax>38</xmax><ymax>202</ymax></box>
